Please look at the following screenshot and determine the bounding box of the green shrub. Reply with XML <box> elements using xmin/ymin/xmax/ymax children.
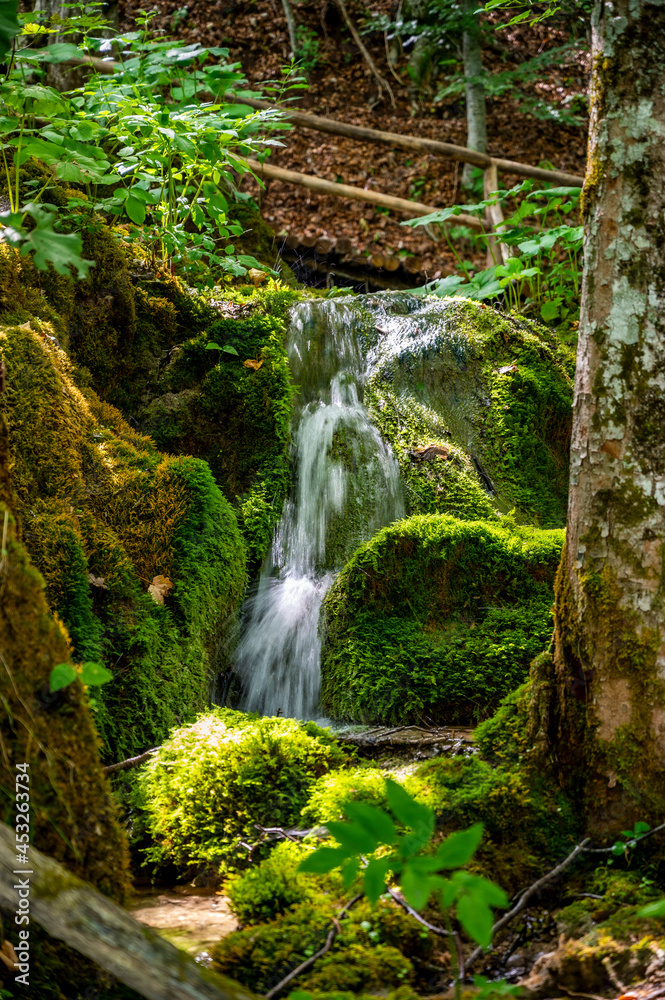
<box><xmin>301</xmin><ymin>767</ymin><xmax>389</xmax><ymax>826</ymax></box>
<box><xmin>320</xmin><ymin>514</ymin><xmax>563</xmax><ymax>725</ymax></box>
<box><xmin>135</xmin><ymin>709</ymin><xmax>346</xmax><ymax>869</ymax></box>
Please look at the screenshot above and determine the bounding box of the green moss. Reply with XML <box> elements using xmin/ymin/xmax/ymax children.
<box><xmin>301</xmin><ymin>766</ymin><xmax>390</xmax><ymax>826</ymax></box>
<box><xmin>212</xmin><ymin>896</ymin><xmax>429</xmax><ymax>994</ymax></box>
<box><xmin>226</xmin><ymin>839</ymin><xmax>345</xmax><ymax>925</ymax></box>
<box><xmin>0</xmin><ymin>324</ymin><xmax>247</xmax><ymax>761</ymax></box>
<box><xmin>409</xmin><ymin>755</ymin><xmax>577</xmax><ymax>893</ymax></box>
<box><xmin>320</xmin><ymin>514</ymin><xmax>563</xmax><ymax>725</ymax></box>
<box><xmin>133</xmin><ymin>708</ymin><xmax>347</xmax><ymax>870</ymax></box>
<box><xmin>474</xmin><ymin>681</ymin><xmax>535</xmax><ymax>765</ymax></box>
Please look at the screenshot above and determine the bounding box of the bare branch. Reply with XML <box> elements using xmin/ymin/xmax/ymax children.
<box><xmin>103</xmin><ymin>747</ymin><xmax>161</xmax><ymax>775</ymax></box>
<box><xmin>334</xmin><ymin>0</ymin><xmax>396</xmax><ymax>108</ymax></box>
<box><xmin>466</xmin><ymin>838</ymin><xmax>591</xmax><ymax>971</ymax></box>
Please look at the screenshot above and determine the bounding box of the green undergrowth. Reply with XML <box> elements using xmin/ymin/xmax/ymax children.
<box><xmin>132</xmin><ymin>708</ymin><xmax>347</xmax><ymax>872</ymax></box>
<box><xmin>0</xmin><ymin>312</ymin><xmax>247</xmax><ymax>762</ymax></box>
<box><xmin>365</xmin><ymin>297</ymin><xmax>574</xmax><ymax>527</ymax></box>
<box><xmin>320</xmin><ymin>513</ymin><xmax>564</xmax><ymax>725</ymax></box>
<box><xmin>215</xmin><ymin>838</ymin><xmax>433</xmax><ymax>993</ymax></box>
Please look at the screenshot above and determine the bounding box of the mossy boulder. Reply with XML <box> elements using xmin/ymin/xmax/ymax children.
<box><xmin>0</xmin><ymin>320</ymin><xmax>246</xmax><ymax>761</ymax></box>
<box><xmin>133</xmin><ymin>708</ymin><xmax>347</xmax><ymax>870</ymax></box>
<box><xmin>362</xmin><ymin>295</ymin><xmax>574</xmax><ymax>528</ymax></box>
<box><xmin>320</xmin><ymin>513</ymin><xmax>564</xmax><ymax>725</ymax></box>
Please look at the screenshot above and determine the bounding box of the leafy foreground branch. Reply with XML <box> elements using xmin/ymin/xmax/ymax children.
<box><xmin>0</xmin><ymin>821</ymin><xmax>256</xmax><ymax>1000</ymax></box>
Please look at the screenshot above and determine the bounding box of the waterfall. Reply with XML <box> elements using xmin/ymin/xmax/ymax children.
<box><xmin>234</xmin><ymin>299</ymin><xmax>405</xmax><ymax>719</ymax></box>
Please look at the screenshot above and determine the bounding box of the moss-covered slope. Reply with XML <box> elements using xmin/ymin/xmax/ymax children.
<box><xmin>0</xmin><ymin>314</ymin><xmax>246</xmax><ymax>761</ymax></box>
<box><xmin>320</xmin><ymin>514</ymin><xmax>564</xmax><ymax>725</ymax></box>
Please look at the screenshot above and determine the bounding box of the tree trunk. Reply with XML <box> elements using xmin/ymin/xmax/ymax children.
<box><xmin>461</xmin><ymin>0</ymin><xmax>486</xmax><ymax>189</ymax></box>
<box><xmin>532</xmin><ymin>0</ymin><xmax>665</xmax><ymax>835</ymax></box>
<box><xmin>281</xmin><ymin>0</ymin><xmax>299</xmax><ymax>59</ymax></box>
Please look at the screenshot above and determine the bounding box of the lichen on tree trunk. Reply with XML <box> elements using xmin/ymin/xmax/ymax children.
<box><xmin>533</xmin><ymin>0</ymin><xmax>665</xmax><ymax>834</ymax></box>
<box><xmin>461</xmin><ymin>0</ymin><xmax>487</xmax><ymax>189</ymax></box>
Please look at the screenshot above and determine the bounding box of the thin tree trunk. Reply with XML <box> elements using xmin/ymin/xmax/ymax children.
<box><xmin>335</xmin><ymin>0</ymin><xmax>395</xmax><ymax>108</ymax></box>
<box><xmin>0</xmin><ymin>822</ymin><xmax>255</xmax><ymax>1000</ymax></box>
<box><xmin>532</xmin><ymin>0</ymin><xmax>665</xmax><ymax>834</ymax></box>
<box><xmin>280</xmin><ymin>0</ymin><xmax>299</xmax><ymax>59</ymax></box>
<box><xmin>461</xmin><ymin>0</ymin><xmax>487</xmax><ymax>189</ymax></box>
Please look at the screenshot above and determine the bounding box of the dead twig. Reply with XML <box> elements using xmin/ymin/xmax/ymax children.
<box><xmin>387</xmin><ymin>887</ymin><xmax>451</xmax><ymax>937</ymax></box>
<box><xmin>466</xmin><ymin>838</ymin><xmax>591</xmax><ymax>971</ymax></box>
<box><xmin>264</xmin><ymin>895</ymin><xmax>362</xmax><ymax>998</ymax></box>
<box><xmin>583</xmin><ymin>821</ymin><xmax>665</xmax><ymax>853</ymax></box>
<box><xmin>103</xmin><ymin>747</ymin><xmax>161</xmax><ymax>775</ymax></box>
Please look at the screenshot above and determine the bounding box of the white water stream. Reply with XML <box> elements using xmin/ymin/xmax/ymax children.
<box><xmin>234</xmin><ymin>299</ymin><xmax>405</xmax><ymax>719</ymax></box>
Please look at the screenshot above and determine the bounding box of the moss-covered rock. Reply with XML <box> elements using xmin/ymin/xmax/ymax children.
<box><xmin>301</xmin><ymin>766</ymin><xmax>390</xmax><ymax>826</ymax></box>
<box><xmin>212</xmin><ymin>895</ymin><xmax>427</xmax><ymax>994</ymax></box>
<box><xmin>363</xmin><ymin>296</ymin><xmax>574</xmax><ymax>528</ymax></box>
<box><xmin>141</xmin><ymin>286</ymin><xmax>299</xmax><ymax>564</ymax></box>
<box><xmin>0</xmin><ymin>320</ymin><xmax>247</xmax><ymax>761</ymax></box>
<box><xmin>133</xmin><ymin>708</ymin><xmax>347</xmax><ymax>870</ymax></box>
<box><xmin>410</xmin><ymin>755</ymin><xmax>576</xmax><ymax>893</ymax></box>
<box><xmin>320</xmin><ymin>514</ymin><xmax>563</xmax><ymax>725</ymax></box>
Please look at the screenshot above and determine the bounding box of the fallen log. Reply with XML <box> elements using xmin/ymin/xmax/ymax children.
<box><xmin>0</xmin><ymin>822</ymin><xmax>255</xmax><ymax>1000</ymax></box>
<box><xmin>245</xmin><ymin>158</ymin><xmax>486</xmax><ymax>230</ymax></box>
<box><xmin>231</xmin><ymin>96</ymin><xmax>584</xmax><ymax>187</ymax></box>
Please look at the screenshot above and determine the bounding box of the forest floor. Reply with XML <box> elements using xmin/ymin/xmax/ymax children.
<box><xmin>117</xmin><ymin>0</ymin><xmax>589</xmax><ymax>282</ymax></box>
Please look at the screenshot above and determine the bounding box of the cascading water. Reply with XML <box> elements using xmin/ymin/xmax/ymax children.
<box><xmin>234</xmin><ymin>299</ymin><xmax>405</xmax><ymax>719</ymax></box>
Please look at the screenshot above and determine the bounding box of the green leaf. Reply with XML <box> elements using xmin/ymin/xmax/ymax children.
<box><xmin>343</xmin><ymin>801</ymin><xmax>397</xmax><ymax>846</ymax></box>
<box><xmin>205</xmin><ymin>342</ymin><xmax>222</xmax><ymax>350</ymax></box>
<box><xmin>540</xmin><ymin>299</ymin><xmax>561</xmax><ymax>322</ymax></box>
<box><xmin>385</xmin><ymin>779</ymin><xmax>434</xmax><ymax>837</ymax></box>
<box><xmin>401</xmin><ymin>868</ymin><xmax>446</xmax><ymax>910</ymax></box>
<box><xmin>457</xmin><ymin>892</ymin><xmax>493</xmax><ymax>948</ymax></box>
<box><xmin>434</xmin><ymin>824</ymin><xmax>484</xmax><ymax>869</ymax></box>
<box><xmin>639</xmin><ymin>898</ymin><xmax>665</xmax><ymax>918</ymax></box>
<box><xmin>326</xmin><ymin>819</ymin><xmax>378</xmax><ymax>855</ymax></box>
<box><xmin>341</xmin><ymin>856</ymin><xmax>360</xmax><ymax>890</ymax></box>
<box><xmin>21</xmin><ymin>209</ymin><xmax>93</xmax><ymax>279</ymax></box>
<box><xmin>125</xmin><ymin>196</ymin><xmax>146</xmax><ymax>225</ymax></box>
<box><xmin>222</xmin><ymin>345</ymin><xmax>239</xmax><ymax>355</ymax></box>
<box><xmin>79</xmin><ymin>662</ymin><xmax>113</xmax><ymax>687</ymax></box>
<box><xmin>634</xmin><ymin>821</ymin><xmax>650</xmax><ymax>835</ymax></box>
<box><xmin>298</xmin><ymin>846</ymin><xmax>349</xmax><ymax>874</ymax></box>
<box><xmin>363</xmin><ymin>857</ymin><xmax>390</xmax><ymax>904</ymax></box>
<box><xmin>49</xmin><ymin>663</ymin><xmax>77</xmax><ymax>692</ymax></box>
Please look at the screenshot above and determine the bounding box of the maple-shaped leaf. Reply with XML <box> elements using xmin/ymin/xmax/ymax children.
<box><xmin>243</xmin><ymin>358</ymin><xmax>263</xmax><ymax>370</ymax></box>
<box><xmin>148</xmin><ymin>575</ymin><xmax>174</xmax><ymax>604</ymax></box>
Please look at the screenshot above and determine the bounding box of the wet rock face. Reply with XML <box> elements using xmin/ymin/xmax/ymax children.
<box><xmin>360</xmin><ymin>294</ymin><xmax>574</xmax><ymax>529</ymax></box>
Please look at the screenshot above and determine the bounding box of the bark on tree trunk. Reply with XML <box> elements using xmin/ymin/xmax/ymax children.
<box><xmin>280</xmin><ymin>0</ymin><xmax>299</xmax><ymax>59</ymax></box>
<box><xmin>532</xmin><ymin>0</ymin><xmax>665</xmax><ymax>835</ymax></box>
<box><xmin>461</xmin><ymin>0</ymin><xmax>487</xmax><ymax>189</ymax></box>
